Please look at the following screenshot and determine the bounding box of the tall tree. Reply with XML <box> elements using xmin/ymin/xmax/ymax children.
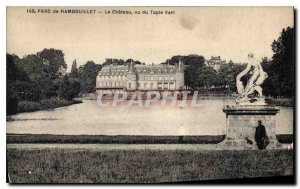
<box><xmin>37</xmin><ymin>48</ymin><xmax>67</xmax><ymax>79</ymax></box>
<box><xmin>217</xmin><ymin>62</ymin><xmax>246</xmax><ymax>92</ymax></box>
<box><xmin>198</xmin><ymin>66</ymin><xmax>217</xmax><ymax>89</ymax></box>
<box><xmin>78</xmin><ymin>61</ymin><xmax>102</xmax><ymax>93</ymax></box>
<box><xmin>70</xmin><ymin>59</ymin><xmax>79</xmax><ymax>78</ymax></box>
<box><xmin>184</xmin><ymin>55</ymin><xmax>206</xmax><ymax>89</ymax></box>
<box><xmin>57</xmin><ymin>75</ymin><xmax>72</xmax><ymax>100</ymax></box>
<box><xmin>21</xmin><ymin>54</ymin><xmax>55</xmax><ymax>99</ymax></box>
<box><xmin>270</xmin><ymin>27</ymin><xmax>295</xmax><ymax>97</ymax></box>
<box><xmin>7</xmin><ymin>54</ymin><xmax>21</xmax><ymax>115</ymax></box>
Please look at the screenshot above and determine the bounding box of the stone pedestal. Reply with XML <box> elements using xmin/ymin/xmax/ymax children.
<box><xmin>222</xmin><ymin>105</ymin><xmax>280</xmax><ymax>150</ymax></box>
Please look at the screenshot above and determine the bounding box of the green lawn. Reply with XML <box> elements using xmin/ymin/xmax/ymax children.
<box><xmin>7</xmin><ymin>148</ymin><xmax>293</xmax><ymax>183</ymax></box>
<box><xmin>6</xmin><ymin>134</ymin><xmax>226</xmax><ymax>144</ymax></box>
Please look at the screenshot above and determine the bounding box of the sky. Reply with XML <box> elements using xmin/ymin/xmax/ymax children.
<box><xmin>7</xmin><ymin>7</ymin><xmax>294</xmax><ymax>71</ymax></box>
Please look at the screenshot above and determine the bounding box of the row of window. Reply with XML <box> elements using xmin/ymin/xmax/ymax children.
<box><xmin>99</xmin><ymin>81</ymin><xmax>175</xmax><ymax>89</ymax></box>
<box><xmin>98</xmin><ymin>75</ymin><xmax>174</xmax><ymax>80</ymax></box>
<box><xmin>98</xmin><ymin>81</ymin><xmax>125</xmax><ymax>87</ymax></box>
<box><xmin>127</xmin><ymin>82</ymin><xmax>175</xmax><ymax>89</ymax></box>
<box><xmin>102</xmin><ymin>69</ymin><xmax>174</xmax><ymax>74</ymax></box>
<box><xmin>144</xmin><ymin>76</ymin><xmax>174</xmax><ymax>80</ymax></box>
<box><xmin>98</xmin><ymin>75</ymin><xmax>126</xmax><ymax>80</ymax></box>
<box><xmin>136</xmin><ymin>69</ymin><xmax>174</xmax><ymax>74</ymax></box>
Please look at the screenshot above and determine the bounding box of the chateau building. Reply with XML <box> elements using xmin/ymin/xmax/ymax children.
<box><xmin>205</xmin><ymin>56</ymin><xmax>226</xmax><ymax>72</ymax></box>
<box><xmin>96</xmin><ymin>61</ymin><xmax>185</xmax><ymax>92</ymax></box>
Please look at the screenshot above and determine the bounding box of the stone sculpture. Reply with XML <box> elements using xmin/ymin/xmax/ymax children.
<box><xmin>236</xmin><ymin>53</ymin><xmax>268</xmax><ymax>105</ymax></box>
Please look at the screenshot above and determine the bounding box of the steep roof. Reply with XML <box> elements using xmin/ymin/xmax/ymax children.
<box><xmin>98</xmin><ymin>64</ymin><xmax>179</xmax><ymax>75</ymax></box>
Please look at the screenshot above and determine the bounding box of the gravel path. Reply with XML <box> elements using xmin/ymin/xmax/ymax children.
<box><xmin>7</xmin><ymin>143</ymin><xmax>291</xmax><ymax>151</ymax></box>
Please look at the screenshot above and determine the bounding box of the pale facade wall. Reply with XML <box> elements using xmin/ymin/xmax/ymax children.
<box><xmin>175</xmin><ymin>72</ymin><xmax>185</xmax><ymax>90</ymax></box>
<box><xmin>96</xmin><ymin>63</ymin><xmax>184</xmax><ymax>91</ymax></box>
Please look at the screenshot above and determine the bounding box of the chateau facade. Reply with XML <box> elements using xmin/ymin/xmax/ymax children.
<box><xmin>205</xmin><ymin>56</ymin><xmax>226</xmax><ymax>72</ymax></box>
<box><xmin>96</xmin><ymin>61</ymin><xmax>184</xmax><ymax>91</ymax></box>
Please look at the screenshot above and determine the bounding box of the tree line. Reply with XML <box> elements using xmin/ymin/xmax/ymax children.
<box><xmin>164</xmin><ymin>27</ymin><xmax>294</xmax><ymax>98</ymax></box>
<box><xmin>7</xmin><ymin>48</ymin><xmax>102</xmax><ymax>115</ymax></box>
<box><xmin>7</xmin><ymin>27</ymin><xmax>294</xmax><ymax>115</ymax></box>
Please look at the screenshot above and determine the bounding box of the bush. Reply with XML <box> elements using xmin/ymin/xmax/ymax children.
<box><xmin>265</xmin><ymin>98</ymin><xmax>294</xmax><ymax>107</ymax></box>
<box><xmin>6</xmin><ymin>88</ymin><xmax>19</xmax><ymax>116</ymax></box>
<box><xmin>277</xmin><ymin>134</ymin><xmax>293</xmax><ymax>143</ymax></box>
<box><xmin>18</xmin><ymin>101</ymin><xmax>41</xmax><ymax>113</ymax></box>
<box><xmin>17</xmin><ymin>98</ymin><xmax>82</xmax><ymax>113</ymax></box>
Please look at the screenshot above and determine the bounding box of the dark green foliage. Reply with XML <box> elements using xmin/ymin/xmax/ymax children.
<box><xmin>165</xmin><ymin>54</ymin><xmax>205</xmax><ymax>66</ymax></box>
<box><xmin>163</xmin><ymin>26</ymin><xmax>295</xmax><ymax>96</ymax></box>
<box><xmin>265</xmin><ymin>98</ymin><xmax>293</xmax><ymax>107</ymax></box>
<box><xmin>17</xmin><ymin>98</ymin><xmax>82</xmax><ymax>113</ymax></box>
<box><xmin>21</xmin><ymin>49</ymin><xmax>68</xmax><ymax>99</ymax></box>
<box><xmin>7</xmin><ymin>54</ymin><xmax>29</xmax><ymax>83</ymax></box>
<box><xmin>6</xmin><ymin>87</ymin><xmax>19</xmax><ymax>116</ymax></box>
<box><xmin>6</xmin><ymin>49</ymin><xmax>103</xmax><ymax>115</ymax></box>
<box><xmin>38</xmin><ymin>48</ymin><xmax>67</xmax><ymax>79</ymax></box>
<box><xmin>257</xmin><ymin>27</ymin><xmax>295</xmax><ymax>98</ymax></box>
<box><xmin>198</xmin><ymin>66</ymin><xmax>218</xmax><ymax>88</ymax></box>
<box><xmin>69</xmin><ymin>78</ymin><xmax>81</xmax><ymax>98</ymax></box>
<box><xmin>102</xmin><ymin>58</ymin><xmax>142</xmax><ymax>67</ymax></box>
<box><xmin>57</xmin><ymin>76</ymin><xmax>72</xmax><ymax>100</ymax></box>
<box><xmin>58</xmin><ymin>76</ymin><xmax>81</xmax><ymax>100</ymax></box>
<box><xmin>217</xmin><ymin>62</ymin><xmax>247</xmax><ymax>92</ymax></box>
<box><xmin>184</xmin><ymin>55</ymin><xmax>206</xmax><ymax>89</ymax></box>
<box><xmin>78</xmin><ymin>61</ymin><xmax>102</xmax><ymax>93</ymax></box>
<box><xmin>276</xmin><ymin>134</ymin><xmax>294</xmax><ymax>144</ymax></box>
<box><xmin>69</xmin><ymin>60</ymin><xmax>79</xmax><ymax>78</ymax></box>
<box><xmin>165</xmin><ymin>55</ymin><xmax>246</xmax><ymax>91</ymax></box>
<box><xmin>7</xmin><ymin>54</ymin><xmax>25</xmax><ymax>115</ymax></box>
<box><xmin>164</xmin><ymin>54</ymin><xmax>209</xmax><ymax>89</ymax></box>
<box><xmin>13</xmin><ymin>80</ymin><xmax>41</xmax><ymax>101</ymax></box>
<box><xmin>6</xmin><ymin>49</ymin><xmax>81</xmax><ymax>115</ymax></box>
<box><xmin>269</xmin><ymin>27</ymin><xmax>295</xmax><ymax>97</ymax></box>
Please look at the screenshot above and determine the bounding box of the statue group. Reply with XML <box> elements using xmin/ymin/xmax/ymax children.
<box><xmin>236</xmin><ymin>53</ymin><xmax>268</xmax><ymax>105</ymax></box>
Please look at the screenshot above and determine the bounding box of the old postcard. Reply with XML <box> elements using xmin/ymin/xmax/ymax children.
<box><xmin>6</xmin><ymin>6</ymin><xmax>294</xmax><ymax>183</ymax></box>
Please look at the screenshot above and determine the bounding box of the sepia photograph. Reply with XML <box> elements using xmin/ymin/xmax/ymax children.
<box><xmin>6</xmin><ymin>6</ymin><xmax>295</xmax><ymax>184</ymax></box>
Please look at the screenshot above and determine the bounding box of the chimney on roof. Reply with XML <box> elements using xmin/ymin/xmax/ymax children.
<box><xmin>178</xmin><ymin>59</ymin><xmax>183</xmax><ymax>71</ymax></box>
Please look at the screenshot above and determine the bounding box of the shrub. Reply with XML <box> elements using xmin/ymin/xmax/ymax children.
<box><xmin>17</xmin><ymin>98</ymin><xmax>82</xmax><ymax>113</ymax></box>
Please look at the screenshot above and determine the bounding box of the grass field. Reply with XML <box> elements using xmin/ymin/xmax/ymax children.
<box><xmin>6</xmin><ymin>134</ymin><xmax>226</xmax><ymax>144</ymax></box>
<box><xmin>6</xmin><ymin>134</ymin><xmax>293</xmax><ymax>144</ymax></box>
<box><xmin>7</xmin><ymin>148</ymin><xmax>294</xmax><ymax>183</ymax></box>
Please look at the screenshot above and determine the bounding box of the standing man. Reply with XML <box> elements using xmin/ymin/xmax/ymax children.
<box><xmin>255</xmin><ymin>120</ymin><xmax>268</xmax><ymax>150</ymax></box>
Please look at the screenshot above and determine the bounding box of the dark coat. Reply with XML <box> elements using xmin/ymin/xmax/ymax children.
<box><xmin>255</xmin><ymin>125</ymin><xmax>266</xmax><ymax>143</ymax></box>
<box><xmin>255</xmin><ymin>124</ymin><xmax>269</xmax><ymax>150</ymax></box>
